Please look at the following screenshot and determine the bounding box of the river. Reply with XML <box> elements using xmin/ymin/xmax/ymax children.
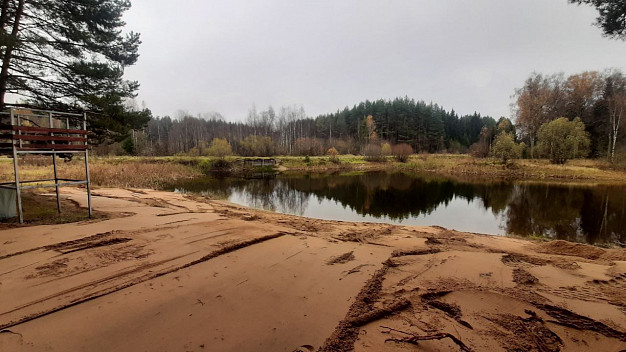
<box><xmin>168</xmin><ymin>171</ymin><xmax>626</xmax><ymax>246</ymax></box>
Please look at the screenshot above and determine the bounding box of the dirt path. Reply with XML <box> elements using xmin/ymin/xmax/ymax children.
<box><xmin>0</xmin><ymin>188</ymin><xmax>625</xmax><ymax>351</ymax></box>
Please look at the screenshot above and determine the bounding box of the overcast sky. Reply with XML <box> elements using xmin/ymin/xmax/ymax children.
<box><xmin>123</xmin><ymin>0</ymin><xmax>626</xmax><ymax>121</ymax></box>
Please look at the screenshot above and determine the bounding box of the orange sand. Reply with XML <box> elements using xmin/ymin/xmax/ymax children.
<box><xmin>0</xmin><ymin>188</ymin><xmax>624</xmax><ymax>351</ymax></box>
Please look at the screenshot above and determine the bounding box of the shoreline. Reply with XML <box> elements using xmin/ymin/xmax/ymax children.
<box><xmin>267</xmin><ymin>154</ymin><xmax>626</xmax><ymax>184</ymax></box>
<box><xmin>0</xmin><ymin>188</ymin><xmax>624</xmax><ymax>351</ymax></box>
<box><xmin>4</xmin><ymin>154</ymin><xmax>626</xmax><ymax>191</ymax></box>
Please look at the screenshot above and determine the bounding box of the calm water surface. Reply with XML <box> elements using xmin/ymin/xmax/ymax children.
<box><xmin>169</xmin><ymin>172</ymin><xmax>626</xmax><ymax>246</ymax></box>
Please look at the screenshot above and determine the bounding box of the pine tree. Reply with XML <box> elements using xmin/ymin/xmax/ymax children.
<box><xmin>0</xmin><ymin>0</ymin><xmax>149</xmax><ymax>140</ymax></box>
<box><xmin>570</xmin><ymin>1</ymin><xmax>626</xmax><ymax>39</ymax></box>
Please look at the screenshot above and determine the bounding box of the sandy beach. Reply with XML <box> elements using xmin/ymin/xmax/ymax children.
<box><xmin>0</xmin><ymin>188</ymin><xmax>625</xmax><ymax>351</ymax></box>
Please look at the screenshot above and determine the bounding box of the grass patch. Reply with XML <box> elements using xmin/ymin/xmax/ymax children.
<box><xmin>2</xmin><ymin>154</ymin><xmax>626</xmax><ymax>192</ymax></box>
<box><xmin>387</xmin><ymin>154</ymin><xmax>626</xmax><ymax>183</ymax></box>
<box><xmin>278</xmin><ymin>155</ymin><xmax>368</xmax><ymax>169</ymax></box>
<box><xmin>0</xmin><ymin>155</ymin><xmax>202</xmax><ymax>189</ymax></box>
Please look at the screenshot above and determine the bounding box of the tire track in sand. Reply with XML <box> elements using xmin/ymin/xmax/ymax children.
<box><xmin>0</xmin><ymin>232</ymin><xmax>288</xmax><ymax>330</ymax></box>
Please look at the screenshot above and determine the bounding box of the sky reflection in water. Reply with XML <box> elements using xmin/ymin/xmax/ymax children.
<box><xmin>172</xmin><ymin>172</ymin><xmax>626</xmax><ymax>246</ymax></box>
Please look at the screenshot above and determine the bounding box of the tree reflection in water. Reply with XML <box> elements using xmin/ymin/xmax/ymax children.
<box><xmin>170</xmin><ymin>172</ymin><xmax>626</xmax><ymax>246</ymax></box>
<box><xmin>239</xmin><ymin>178</ymin><xmax>311</xmax><ymax>216</ymax></box>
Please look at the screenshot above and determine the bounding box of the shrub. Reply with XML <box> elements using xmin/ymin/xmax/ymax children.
<box><xmin>363</xmin><ymin>143</ymin><xmax>385</xmax><ymax>162</ymax></box>
<box><xmin>122</xmin><ymin>137</ymin><xmax>134</xmax><ymax>155</ymax></box>
<box><xmin>206</xmin><ymin>138</ymin><xmax>232</xmax><ymax>158</ymax></box>
<box><xmin>211</xmin><ymin>158</ymin><xmax>231</xmax><ymax>171</ymax></box>
<box><xmin>330</xmin><ymin>140</ymin><xmax>350</xmax><ymax>154</ymax></box>
<box><xmin>197</xmin><ymin>159</ymin><xmax>212</xmax><ymax>174</ymax></box>
<box><xmin>538</xmin><ymin>117</ymin><xmax>590</xmax><ymax>164</ymax></box>
<box><xmin>447</xmin><ymin>140</ymin><xmax>467</xmax><ymax>154</ymax></box>
<box><xmin>392</xmin><ymin>143</ymin><xmax>413</xmax><ymax>162</ymax></box>
<box><xmin>469</xmin><ymin>126</ymin><xmax>493</xmax><ymax>158</ymax></box>
<box><xmin>381</xmin><ymin>142</ymin><xmax>392</xmax><ymax>156</ymax></box>
<box><xmin>294</xmin><ymin>137</ymin><xmax>324</xmax><ymax>156</ymax></box>
<box><xmin>327</xmin><ymin>147</ymin><xmax>339</xmax><ymax>163</ymax></box>
<box><xmin>490</xmin><ymin>132</ymin><xmax>522</xmax><ymax>164</ymax></box>
<box><xmin>187</xmin><ymin>146</ymin><xmax>201</xmax><ymax>156</ymax></box>
<box><xmin>238</xmin><ymin>135</ymin><xmax>276</xmax><ymax>157</ymax></box>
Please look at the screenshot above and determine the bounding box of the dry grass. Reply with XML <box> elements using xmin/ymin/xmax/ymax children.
<box><xmin>2</xmin><ymin>154</ymin><xmax>626</xmax><ymax>191</ymax></box>
<box><xmin>0</xmin><ymin>156</ymin><xmax>202</xmax><ymax>189</ymax></box>
<box><xmin>279</xmin><ymin>153</ymin><xmax>626</xmax><ymax>182</ymax></box>
<box><xmin>278</xmin><ymin>154</ymin><xmax>369</xmax><ymax>170</ymax></box>
<box><xmin>87</xmin><ymin>162</ymin><xmax>201</xmax><ymax>188</ymax></box>
<box><xmin>394</xmin><ymin>154</ymin><xmax>626</xmax><ymax>182</ymax></box>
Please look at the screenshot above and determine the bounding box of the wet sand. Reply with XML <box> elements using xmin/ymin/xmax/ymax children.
<box><xmin>0</xmin><ymin>188</ymin><xmax>625</xmax><ymax>351</ymax></box>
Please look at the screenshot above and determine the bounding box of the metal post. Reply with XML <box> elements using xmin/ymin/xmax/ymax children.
<box><xmin>16</xmin><ymin>112</ymin><xmax>22</xmax><ymax>148</ymax></box>
<box><xmin>11</xmin><ymin>108</ymin><xmax>23</xmax><ymax>223</ymax></box>
<box><xmin>50</xmin><ymin>112</ymin><xmax>61</xmax><ymax>214</ymax></box>
<box><xmin>83</xmin><ymin>112</ymin><xmax>92</xmax><ymax>217</ymax></box>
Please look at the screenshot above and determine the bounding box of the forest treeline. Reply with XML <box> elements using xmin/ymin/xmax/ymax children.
<box><xmin>514</xmin><ymin>69</ymin><xmax>625</xmax><ymax>160</ymax></box>
<box><xmin>106</xmin><ymin>70</ymin><xmax>625</xmax><ymax>162</ymax></box>
<box><xmin>108</xmin><ymin>98</ymin><xmax>500</xmax><ymax>157</ymax></box>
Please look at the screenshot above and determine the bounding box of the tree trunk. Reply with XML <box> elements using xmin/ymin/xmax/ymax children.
<box><xmin>606</xmin><ymin>126</ymin><xmax>613</xmax><ymax>161</ymax></box>
<box><xmin>609</xmin><ymin>103</ymin><xmax>623</xmax><ymax>162</ymax></box>
<box><xmin>612</xmin><ymin>105</ymin><xmax>622</xmax><ymax>161</ymax></box>
<box><xmin>611</xmin><ymin>130</ymin><xmax>617</xmax><ymax>161</ymax></box>
<box><xmin>0</xmin><ymin>0</ymin><xmax>24</xmax><ymax>107</ymax></box>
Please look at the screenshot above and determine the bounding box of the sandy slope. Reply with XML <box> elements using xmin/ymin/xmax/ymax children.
<box><xmin>0</xmin><ymin>188</ymin><xmax>625</xmax><ymax>351</ymax></box>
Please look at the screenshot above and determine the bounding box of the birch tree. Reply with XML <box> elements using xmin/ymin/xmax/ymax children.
<box><xmin>604</xmin><ymin>72</ymin><xmax>626</xmax><ymax>161</ymax></box>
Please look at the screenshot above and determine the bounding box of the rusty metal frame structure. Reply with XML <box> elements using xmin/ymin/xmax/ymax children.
<box><xmin>0</xmin><ymin>106</ymin><xmax>91</xmax><ymax>223</ymax></box>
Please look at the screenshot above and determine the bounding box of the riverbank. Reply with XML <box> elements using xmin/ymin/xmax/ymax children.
<box><xmin>0</xmin><ymin>188</ymin><xmax>624</xmax><ymax>351</ymax></box>
<box><xmin>3</xmin><ymin>154</ymin><xmax>626</xmax><ymax>190</ymax></box>
<box><xmin>177</xmin><ymin>153</ymin><xmax>626</xmax><ymax>183</ymax></box>
<box><xmin>278</xmin><ymin>154</ymin><xmax>626</xmax><ymax>183</ymax></box>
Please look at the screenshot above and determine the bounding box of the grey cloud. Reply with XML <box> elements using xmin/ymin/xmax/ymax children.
<box><xmin>123</xmin><ymin>0</ymin><xmax>626</xmax><ymax>120</ymax></box>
